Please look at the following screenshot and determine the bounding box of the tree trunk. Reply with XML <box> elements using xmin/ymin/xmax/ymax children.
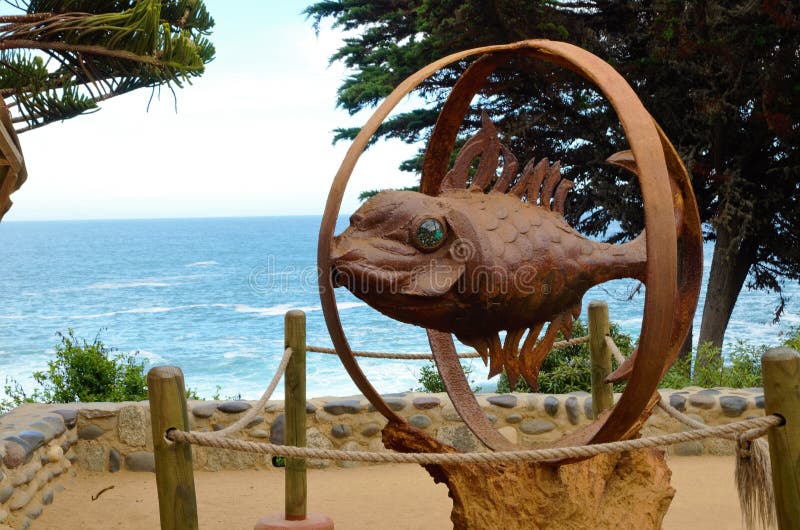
<box><xmin>697</xmin><ymin>223</ymin><xmax>756</xmax><ymax>365</ymax></box>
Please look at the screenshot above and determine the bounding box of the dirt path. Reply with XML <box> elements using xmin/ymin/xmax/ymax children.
<box><xmin>36</xmin><ymin>455</ymin><xmax>746</xmax><ymax>529</ymax></box>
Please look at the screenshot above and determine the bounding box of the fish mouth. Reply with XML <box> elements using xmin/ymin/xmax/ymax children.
<box><xmin>330</xmin><ymin>260</ymin><xmax>413</xmax><ymax>295</ymax></box>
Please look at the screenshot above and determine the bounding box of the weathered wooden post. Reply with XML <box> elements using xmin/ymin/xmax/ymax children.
<box><xmin>588</xmin><ymin>300</ymin><xmax>614</xmax><ymax>416</ymax></box>
<box><xmin>147</xmin><ymin>365</ymin><xmax>199</xmax><ymax>530</ymax></box>
<box><xmin>762</xmin><ymin>346</ymin><xmax>800</xmax><ymax>530</ymax></box>
<box><xmin>254</xmin><ymin>311</ymin><xmax>333</xmax><ymax>530</ymax></box>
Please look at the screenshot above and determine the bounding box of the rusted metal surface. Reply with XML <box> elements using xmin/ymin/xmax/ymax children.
<box><xmin>318</xmin><ymin>40</ymin><xmax>702</xmax><ymax>454</ymax></box>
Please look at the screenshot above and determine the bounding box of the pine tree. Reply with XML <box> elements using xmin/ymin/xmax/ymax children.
<box><xmin>0</xmin><ymin>0</ymin><xmax>215</xmax><ymax>219</ymax></box>
<box><xmin>306</xmin><ymin>0</ymin><xmax>800</xmax><ymax>362</ymax></box>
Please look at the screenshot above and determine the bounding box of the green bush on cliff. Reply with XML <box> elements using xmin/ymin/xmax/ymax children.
<box><xmin>2</xmin><ymin>329</ymin><xmax>148</xmax><ymax>411</ymax></box>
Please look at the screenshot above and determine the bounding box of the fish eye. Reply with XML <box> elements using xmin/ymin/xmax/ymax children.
<box><xmin>412</xmin><ymin>217</ymin><xmax>447</xmax><ymax>251</ymax></box>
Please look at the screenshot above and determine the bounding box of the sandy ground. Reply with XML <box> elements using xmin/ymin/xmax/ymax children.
<box><xmin>36</xmin><ymin>455</ymin><xmax>746</xmax><ymax>529</ymax></box>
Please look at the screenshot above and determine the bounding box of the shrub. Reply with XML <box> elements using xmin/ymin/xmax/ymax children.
<box><xmin>784</xmin><ymin>326</ymin><xmax>800</xmax><ymax>351</ymax></box>
<box><xmin>412</xmin><ymin>361</ymin><xmax>481</xmax><ymax>393</ymax></box>
<box><xmin>2</xmin><ymin>329</ymin><xmax>148</xmax><ymax>411</ymax></box>
<box><xmin>660</xmin><ymin>341</ymin><xmax>764</xmax><ymax>389</ymax></box>
<box><xmin>496</xmin><ymin>320</ymin><xmax>634</xmax><ymax>394</ymax></box>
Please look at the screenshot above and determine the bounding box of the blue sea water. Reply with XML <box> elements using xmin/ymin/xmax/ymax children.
<box><xmin>1</xmin><ymin>216</ymin><xmax>798</xmax><ymax>400</ymax></box>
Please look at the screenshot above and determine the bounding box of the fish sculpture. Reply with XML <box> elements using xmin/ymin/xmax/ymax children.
<box><xmin>331</xmin><ymin>112</ymin><xmax>646</xmax><ymax>390</ymax></box>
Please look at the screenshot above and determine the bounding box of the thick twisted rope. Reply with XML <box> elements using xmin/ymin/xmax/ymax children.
<box><xmin>307</xmin><ymin>335</ymin><xmax>590</xmax><ymax>360</ymax></box>
<box><xmin>605</xmin><ymin>335</ymin><xmax>627</xmax><ymax>365</ymax></box>
<box><xmin>168</xmin><ymin>414</ymin><xmax>781</xmax><ymax>464</ymax></box>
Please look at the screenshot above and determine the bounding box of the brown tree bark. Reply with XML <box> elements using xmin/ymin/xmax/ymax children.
<box><xmin>697</xmin><ymin>222</ymin><xmax>757</xmax><ymax>364</ymax></box>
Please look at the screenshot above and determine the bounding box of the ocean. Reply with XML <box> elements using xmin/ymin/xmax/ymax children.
<box><xmin>1</xmin><ymin>216</ymin><xmax>798</xmax><ymax>400</ymax></box>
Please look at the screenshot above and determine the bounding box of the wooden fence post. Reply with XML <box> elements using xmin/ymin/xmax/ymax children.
<box><xmin>147</xmin><ymin>365</ymin><xmax>199</xmax><ymax>530</ymax></box>
<box><xmin>284</xmin><ymin>309</ymin><xmax>307</xmax><ymax>521</ymax></box>
<box><xmin>588</xmin><ymin>300</ymin><xmax>614</xmax><ymax>417</ymax></box>
<box><xmin>254</xmin><ymin>311</ymin><xmax>333</xmax><ymax>529</ymax></box>
<box><xmin>762</xmin><ymin>346</ymin><xmax>800</xmax><ymax>530</ymax></box>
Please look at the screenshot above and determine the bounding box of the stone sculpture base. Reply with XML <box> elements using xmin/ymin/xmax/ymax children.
<box><xmin>382</xmin><ymin>421</ymin><xmax>674</xmax><ymax>530</ymax></box>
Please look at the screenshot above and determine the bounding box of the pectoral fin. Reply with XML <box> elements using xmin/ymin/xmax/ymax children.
<box><xmin>400</xmin><ymin>263</ymin><xmax>465</xmax><ymax>296</ymax></box>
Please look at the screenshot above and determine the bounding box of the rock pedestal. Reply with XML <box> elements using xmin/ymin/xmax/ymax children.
<box><xmin>383</xmin><ymin>421</ymin><xmax>674</xmax><ymax>530</ymax></box>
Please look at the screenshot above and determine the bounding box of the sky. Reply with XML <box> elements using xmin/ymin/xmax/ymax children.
<box><xmin>4</xmin><ymin>1</ymin><xmax>420</xmax><ymax>221</ymax></box>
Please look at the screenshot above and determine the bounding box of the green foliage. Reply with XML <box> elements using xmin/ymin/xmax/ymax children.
<box><xmin>1</xmin><ymin>0</ymin><xmax>215</xmax><ymax>132</ymax></box>
<box><xmin>496</xmin><ymin>320</ymin><xmax>633</xmax><ymax>394</ymax></box>
<box><xmin>412</xmin><ymin>361</ymin><xmax>480</xmax><ymax>393</ymax></box>
<box><xmin>358</xmin><ymin>185</ymin><xmax>419</xmax><ymax>201</ymax></box>
<box><xmin>783</xmin><ymin>326</ymin><xmax>800</xmax><ymax>351</ymax></box>
<box><xmin>307</xmin><ymin>0</ymin><xmax>800</xmax><ymax>347</ymax></box>
<box><xmin>660</xmin><ymin>341</ymin><xmax>764</xmax><ymax>389</ymax></box>
<box><xmin>2</xmin><ymin>329</ymin><xmax>148</xmax><ymax>411</ymax></box>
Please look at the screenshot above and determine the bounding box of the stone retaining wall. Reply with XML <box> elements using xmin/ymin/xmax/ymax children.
<box><xmin>0</xmin><ymin>386</ymin><xmax>764</xmax><ymax>529</ymax></box>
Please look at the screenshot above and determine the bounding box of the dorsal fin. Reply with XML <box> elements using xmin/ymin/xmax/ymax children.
<box><xmin>438</xmin><ymin>112</ymin><xmax>573</xmax><ymax>216</ymax></box>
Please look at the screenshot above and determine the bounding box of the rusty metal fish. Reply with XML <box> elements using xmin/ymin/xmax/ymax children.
<box><xmin>331</xmin><ymin>112</ymin><xmax>646</xmax><ymax>390</ymax></box>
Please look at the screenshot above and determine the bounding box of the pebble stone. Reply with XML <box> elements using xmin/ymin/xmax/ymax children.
<box><xmin>719</xmin><ymin>396</ymin><xmax>748</xmax><ymax>417</ymax></box>
<box><xmin>565</xmin><ymin>397</ymin><xmax>581</xmax><ymax>425</ymax></box>
<box><xmin>669</xmin><ymin>394</ymin><xmax>687</xmax><ymax>412</ymax></box>
<box><xmin>506</xmin><ymin>413</ymin><xmax>523</xmax><ymax>424</ymax></box>
<box><xmin>46</xmin><ymin>445</ymin><xmax>62</xmax><ymax>464</ymax></box>
<box><xmin>52</xmin><ymin>410</ymin><xmax>77</xmax><ymax>429</ymax></box>
<box><xmin>409</xmin><ymin>415</ymin><xmax>432</xmax><ymax>429</ymax></box>
<box><xmin>108</xmin><ymin>448</ymin><xmax>120</xmax><ymax>473</ymax></box>
<box><xmin>17</xmin><ymin>431</ymin><xmax>46</xmax><ymax>453</ymax></box>
<box><xmin>544</xmin><ymin>397</ymin><xmax>559</xmax><ymax>417</ymax></box>
<box><xmin>369</xmin><ymin>397</ymin><xmax>406</xmax><ymax>412</ymax></box>
<box><xmin>125</xmin><ymin>451</ymin><xmax>155</xmax><ymax>472</ymax></box>
<box><xmin>41</xmin><ymin>415</ymin><xmax>66</xmax><ymax>436</ymax></box>
<box><xmin>3</xmin><ymin>442</ymin><xmax>25</xmax><ymax>469</ymax></box>
<box><xmin>323</xmin><ymin>400</ymin><xmax>361</xmax><ymax>415</ymax></box>
<box><xmin>755</xmin><ymin>396</ymin><xmax>765</xmax><ymax>409</ymax></box>
<box><xmin>41</xmin><ymin>488</ymin><xmax>54</xmax><ymax>506</ymax></box>
<box><xmin>337</xmin><ymin>441</ymin><xmax>361</xmax><ymax>469</ymax></box>
<box><xmin>77</xmin><ymin>425</ymin><xmax>104</xmax><ymax>440</ymax></box>
<box><xmin>306</xmin><ymin>428</ymin><xmax>334</xmax><ymax>469</ymax></box>
<box><xmin>211</xmin><ymin>423</ymin><xmax>225</xmax><ymax>432</ymax></box>
<box><xmin>269</xmin><ymin>414</ymin><xmax>285</xmax><ymax>445</ymax></box>
<box><xmin>250</xmin><ymin>429</ymin><xmax>268</xmax><ymax>438</ymax></box>
<box><xmin>361</xmin><ymin>423</ymin><xmax>381</xmax><ymax>437</ymax></box>
<box><xmin>688</xmin><ymin>393</ymin><xmax>716</xmax><ymax>409</ymax></box>
<box><xmin>26</xmin><ymin>506</ymin><xmax>42</xmax><ymax>520</ymax></box>
<box><xmin>487</xmin><ymin>395</ymin><xmax>517</xmax><ymax>408</ymax></box>
<box><xmin>568</xmin><ymin>391</ymin><xmax>591</xmax><ymax>397</ymax></box>
<box><xmin>486</xmin><ymin>414</ymin><xmax>497</xmax><ymax>423</ymax></box>
<box><xmin>697</xmin><ymin>389</ymin><xmax>721</xmax><ymax>395</ymax></box>
<box><xmin>245</xmin><ymin>416</ymin><xmax>265</xmax><ymax>429</ymax></box>
<box><xmin>437</xmin><ymin>425</ymin><xmax>480</xmax><ymax>452</ymax></box>
<box><xmin>217</xmin><ymin>401</ymin><xmax>252</xmax><ymax>414</ymax></box>
<box><xmin>520</xmin><ymin>419</ymin><xmax>556</xmax><ymax>435</ymax></box>
<box><xmin>584</xmin><ymin>398</ymin><xmax>594</xmax><ymax>419</ymax></box>
<box><xmin>306</xmin><ymin>402</ymin><xmax>317</xmax><ymax>413</ymax></box>
<box><xmin>412</xmin><ymin>397</ymin><xmax>441</xmax><ymax>410</ymax></box>
<box><xmin>0</xmin><ymin>485</ymin><xmax>13</xmax><ymax>504</ymax></box>
<box><xmin>331</xmin><ymin>424</ymin><xmax>352</xmax><ymax>439</ymax></box>
<box><xmin>29</xmin><ymin>420</ymin><xmax>60</xmax><ymax>441</ymax></box>
<box><xmin>441</xmin><ymin>406</ymin><xmax>461</xmax><ymax>421</ymax></box>
<box><xmin>191</xmin><ymin>403</ymin><xmax>217</xmax><ymax>418</ymax></box>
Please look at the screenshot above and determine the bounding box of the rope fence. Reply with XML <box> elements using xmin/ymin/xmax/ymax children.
<box><xmin>306</xmin><ymin>335</ymin><xmax>590</xmax><ymax>360</ymax></box>
<box><xmin>167</xmin><ymin>414</ymin><xmax>781</xmax><ymax>464</ymax></box>
<box><xmin>146</xmin><ymin>306</ymin><xmax>800</xmax><ymax>529</ymax></box>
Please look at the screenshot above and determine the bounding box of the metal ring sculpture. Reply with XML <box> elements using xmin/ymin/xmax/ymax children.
<box><xmin>318</xmin><ymin>40</ymin><xmax>702</xmax><ymax>453</ymax></box>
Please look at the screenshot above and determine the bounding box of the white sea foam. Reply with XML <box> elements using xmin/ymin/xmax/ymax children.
<box><xmin>136</xmin><ymin>350</ymin><xmax>166</xmax><ymax>363</ymax></box>
<box><xmin>187</xmin><ymin>261</ymin><xmax>220</xmax><ymax>267</ymax></box>
<box><xmin>88</xmin><ymin>280</ymin><xmax>171</xmax><ymax>289</ymax></box>
<box><xmin>233</xmin><ymin>301</ymin><xmax>365</xmax><ymax>317</ymax></box>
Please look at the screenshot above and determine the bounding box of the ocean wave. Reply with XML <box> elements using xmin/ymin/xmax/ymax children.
<box><xmin>136</xmin><ymin>350</ymin><xmax>166</xmax><ymax>363</ymax></box>
<box><xmin>187</xmin><ymin>261</ymin><xmax>220</xmax><ymax>267</ymax></box>
<box><xmin>233</xmin><ymin>301</ymin><xmax>366</xmax><ymax>317</ymax></box>
<box><xmin>88</xmin><ymin>280</ymin><xmax>171</xmax><ymax>289</ymax></box>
